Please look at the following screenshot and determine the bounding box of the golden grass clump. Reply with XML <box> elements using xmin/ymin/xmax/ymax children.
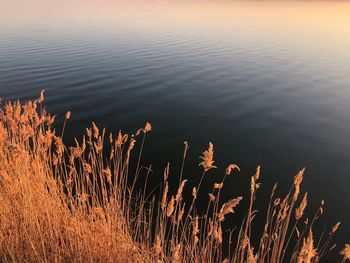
<box><xmin>0</xmin><ymin>94</ymin><xmax>141</xmax><ymax>262</ymax></box>
<box><xmin>0</xmin><ymin>92</ymin><xmax>348</xmax><ymax>262</ymax></box>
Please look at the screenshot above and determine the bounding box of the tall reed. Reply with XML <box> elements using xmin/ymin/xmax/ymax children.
<box><xmin>0</xmin><ymin>92</ymin><xmax>348</xmax><ymax>262</ymax></box>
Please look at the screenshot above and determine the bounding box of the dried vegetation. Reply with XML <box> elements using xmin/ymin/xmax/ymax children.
<box><xmin>0</xmin><ymin>92</ymin><xmax>348</xmax><ymax>262</ymax></box>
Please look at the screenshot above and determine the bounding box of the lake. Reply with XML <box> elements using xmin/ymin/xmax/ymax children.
<box><xmin>1</xmin><ymin>0</ymin><xmax>350</xmax><ymax>257</ymax></box>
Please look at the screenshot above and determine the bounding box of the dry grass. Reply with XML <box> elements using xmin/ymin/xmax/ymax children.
<box><xmin>0</xmin><ymin>92</ymin><xmax>348</xmax><ymax>262</ymax></box>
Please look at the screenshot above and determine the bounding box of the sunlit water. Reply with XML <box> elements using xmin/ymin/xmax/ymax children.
<box><xmin>1</xmin><ymin>0</ymin><xmax>350</xmax><ymax>257</ymax></box>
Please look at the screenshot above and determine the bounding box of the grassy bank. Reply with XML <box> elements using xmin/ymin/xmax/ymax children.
<box><xmin>0</xmin><ymin>92</ymin><xmax>349</xmax><ymax>262</ymax></box>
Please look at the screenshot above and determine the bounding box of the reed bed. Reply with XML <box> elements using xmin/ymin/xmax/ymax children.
<box><xmin>0</xmin><ymin>92</ymin><xmax>349</xmax><ymax>262</ymax></box>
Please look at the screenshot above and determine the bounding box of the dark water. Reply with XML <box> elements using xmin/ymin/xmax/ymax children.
<box><xmin>1</xmin><ymin>0</ymin><xmax>350</xmax><ymax>258</ymax></box>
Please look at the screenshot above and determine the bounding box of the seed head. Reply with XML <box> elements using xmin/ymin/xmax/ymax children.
<box><xmin>341</xmin><ymin>244</ymin><xmax>350</xmax><ymax>261</ymax></box>
<box><xmin>297</xmin><ymin>230</ymin><xmax>317</xmax><ymax>263</ymax></box>
<box><xmin>226</xmin><ymin>163</ymin><xmax>240</xmax><ymax>175</ymax></box>
<box><xmin>199</xmin><ymin>142</ymin><xmax>217</xmax><ymax>172</ymax></box>
<box><xmin>295</xmin><ymin>193</ymin><xmax>308</xmax><ymax>220</ymax></box>
<box><xmin>65</xmin><ymin>111</ymin><xmax>71</xmax><ymax>120</ymax></box>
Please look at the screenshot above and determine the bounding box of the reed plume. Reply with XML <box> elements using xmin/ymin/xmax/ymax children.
<box><xmin>297</xmin><ymin>230</ymin><xmax>317</xmax><ymax>263</ymax></box>
<box><xmin>199</xmin><ymin>142</ymin><xmax>216</xmax><ymax>172</ymax></box>
<box><xmin>341</xmin><ymin>244</ymin><xmax>350</xmax><ymax>261</ymax></box>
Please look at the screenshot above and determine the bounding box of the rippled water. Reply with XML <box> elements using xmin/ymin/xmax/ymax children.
<box><xmin>1</xmin><ymin>0</ymin><xmax>350</xmax><ymax>255</ymax></box>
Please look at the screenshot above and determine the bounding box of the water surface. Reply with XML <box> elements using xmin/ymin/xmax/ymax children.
<box><xmin>1</xmin><ymin>0</ymin><xmax>350</xmax><ymax>257</ymax></box>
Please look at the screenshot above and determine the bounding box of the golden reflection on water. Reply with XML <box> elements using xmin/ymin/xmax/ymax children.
<box><xmin>1</xmin><ymin>1</ymin><xmax>350</xmax><ymax>34</ymax></box>
<box><xmin>1</xmin><ymin>0</ymin><xmax>350</xmax><ymax>63</ymax></box>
